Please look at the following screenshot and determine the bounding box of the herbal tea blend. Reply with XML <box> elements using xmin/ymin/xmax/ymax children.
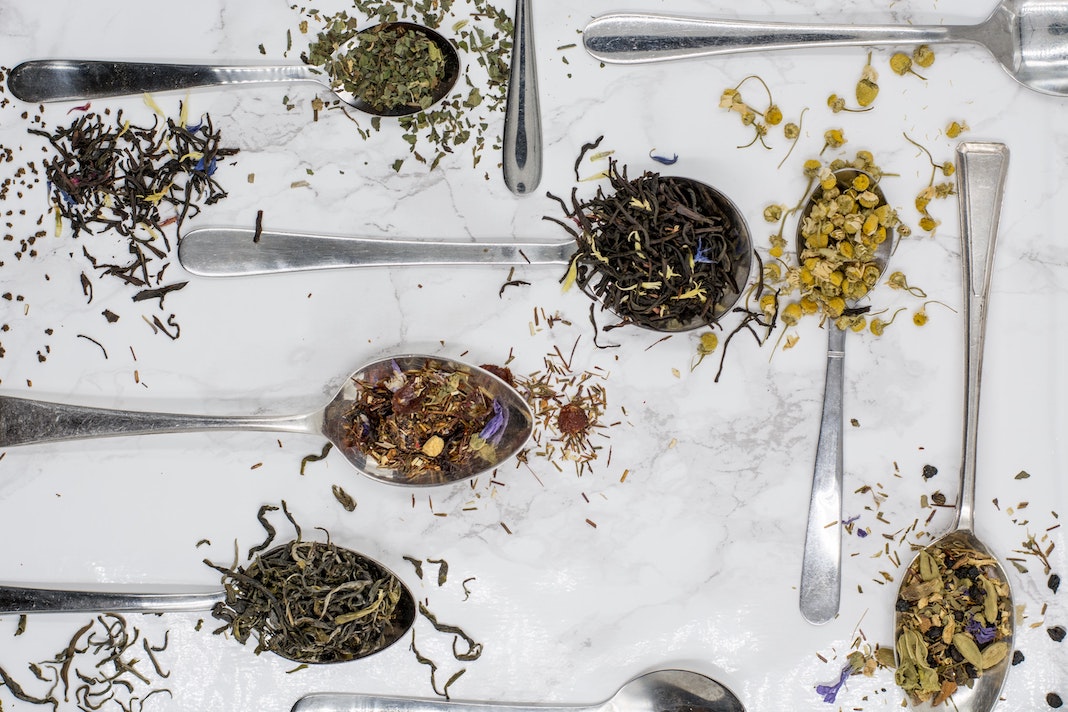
<box><xmin>895</xmin><ymin>543</ymin><xmax>1013</xmax><ymax>706</ymax></box>
<box><xmin>206</xmin><ymin>509</ymin><xmax>412</xmax><ymax>664</ymax></box>
<box><xmin>342</xmin><ymin>360</ymin><xmax>508</xmax><ymax>482</ymax></box>
<box><xmin>548</xmin><ymin>160</ymin><xmax>750</xmax><ymax>331</ymax></box>
<box><xmin>305</xmin><ymin>19</ymin><xmax>449</xmax><ymax>114</ymax></box>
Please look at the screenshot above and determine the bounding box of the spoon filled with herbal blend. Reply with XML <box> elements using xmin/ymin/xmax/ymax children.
<box><xmin>796</xmin><ymin>165</ymin><xmax>896</xmax><ymax>625</ymax></box>
<box><xmin>0</xmin><ymin>505</ymin><xmax>417</xmax><ymax>665</ymax></box>
<box><xmin>894</xmin><ymin>143</ymin><xmax>1013</xmax><ymax>710</ymax></box>
<box><xmin>8</xmin><ymin>21</ymin><xmax>460</xmax><ymax>117</ymax></box>
<box><xmin>0</xmin><ymin>355</ymin><xmax>533</xmax><ymax>487</ymax></box>
<box><xmin>584</xmin><ymin>1</ymin><xmax>1068</xmax><ymax>98</ymax></box>
<box><xmin>180</xmin><ymin>163</ymin><xmax>753</xmax><ymax>333</ymax></box>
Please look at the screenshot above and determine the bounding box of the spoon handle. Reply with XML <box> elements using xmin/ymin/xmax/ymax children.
<box><xmin>0</xmin><ymin>584</ymin><xmax>223</xmax><ymax>614</ymax></box>
<box><xmin>799</xmin><ymin>324</ymin><xmax>846</xmax><ymax>625</ymax></box>
<box><xmin>295</xmin><ymin>695</ymin><xmax>593</xmax><ymax>712</ymax></box>
<box><xmin>954</xmin><ymin>142</ymin><xmax>1009</xmax><ymax>532</ymax></box>
<box><xmin>0</xmin><ymin>394</ymin><xmax>317</xmax><ymax>447</ymax></box>
<box><xmin>583</xmin><ymin>13</ymin><xmax>952</xmax><ymax>63</ymax></box>
<box><xmin>502</xmin><ymin>0</ymin><xmax>543</xmax><ymax>194</ymax></box>
<box><xmin>7</xmin><ymin>59</ymin><xmax>317</xmax><ymax>102</ymax></box>
<box><xmin>178</xmin><ymin>227</ymin><xmax>573</xmax><ymax>276</ymax></box>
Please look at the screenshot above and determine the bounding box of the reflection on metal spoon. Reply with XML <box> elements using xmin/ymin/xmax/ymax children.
<box><xmin>0</xmin><ymin>354</ymin><xmax>533</xmax><ymax>487</ymax></box>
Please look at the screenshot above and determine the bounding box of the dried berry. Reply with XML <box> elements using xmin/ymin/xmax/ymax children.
<box><xmin>1050</xmin><ymin>573</ymin><xmax>1061</xmax><ymax>594</ymax></box>
<box><xmin>922</xmin><ymin>464</ymin><xmax>938</xmax><ymax>480</ymax></box>
<box><xmin>1049</xmin><ymin>693</ymin><xmax>1064</xmax><ymax>709</ymax></box>
<box><xmin>1012</xmin><ymin>650</ymin><xmax>1025</xmax><ymax>665</ymax></box>
<box><xmin>1049</xmin><ymin>625</ymin><xmax>1066</xmax><ymax>643</ymax></box>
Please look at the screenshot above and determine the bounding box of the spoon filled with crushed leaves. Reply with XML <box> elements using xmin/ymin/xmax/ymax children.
<box><xmin>893</xmin><ymin>143</ymin><xmax>1014</xmax><ymax>710</ymax></box>
<box><xmin>8</xmin><ymin>22</ymin><xmax>460</xmax><ymax>117</ymax></box>
<box><xmin>0</xmin><ymin>354</ymin><xmax>533</xmax><ymax>487</ymax></box>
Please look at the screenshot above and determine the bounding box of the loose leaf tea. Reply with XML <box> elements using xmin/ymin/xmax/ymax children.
<box><xmin>341</xmin><ymin>360</ymin><xmax>505</xmax><ymax>482</ymax></box>
<box><xmin>305</xmin><ymin>20</ymin><xmax>448</xmax><ymax>113</ymax></box>
<box><xmin>547</xmin><ymin>160</ymin><xmax>750</xmax><ymax>331</ymax></box>
<box><xmin>895</xmin><ymin>543</ymin><xmax>1013</xmax><ymax>706</ymax></box>
<box><xmin>206</xmin><ymin>508</ymin><xmax>412</xmax><ymax>664</ymax></box>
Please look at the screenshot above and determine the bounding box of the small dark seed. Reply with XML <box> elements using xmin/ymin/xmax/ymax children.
<box><xmin>895</xmin><ymin>598</ymin><xmax>910</xmax><ymax>612</ymax></box>
<box><xmin>1050</xmin><ymin>573</ymin><xmax>1061</xmax><ymax>594</ymax></box>
<box><xmin>925</xmin><ymin>626</ymin><xmax>943</xmax><ymax>642</ymax></box>
<box><xmin>1012</xmin><ymin>650</ymin><xmax>1025</xmax><ymax>665</ymax></box>
<box><xmin>922</xmin><ymin>464</ymin><xmax>938</xmax><ymax>479</ymax></box>
<box><xmin>1049</xmin><ymin>625</ymin><xmax>1066</xmax><ymax>643</ymax></box>
<box><xmin>1048</xmin><ymin>692</ymin><xmax>1063</xmax><ymax>708</ymax></box>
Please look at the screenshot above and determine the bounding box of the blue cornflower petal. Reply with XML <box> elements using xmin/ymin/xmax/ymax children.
<box><xmin>186</xmin><ymin>120</ymin><xmax>204</xmax><ymax>133</ymax></box>
<box><xmin>194</xmin><ymin>155</ymin><xmax>218</xmax><ymax>176</ymax></box>
<box><xmin>478</xmin><ymin>398</ymin><xmax>509</xmax><ymax>446</ymax></box>
<box><xmin>649</xmin><ymin>149</ymin><xmax>679</xmax><ymax>165</ymax></box>
<box><xmin>965</xmin><ymin>616</ymin><xmax>997</xmax><ymax>644</ymax></box>
<box><xmin>694</xmin><ymin>239</ymin><xmax>714</xmax><ymax>264</ymax></box>
<box><xmin>815</xmin><ymin>664</ymin><xmax>852</xmax><ymax>703</ymax></box>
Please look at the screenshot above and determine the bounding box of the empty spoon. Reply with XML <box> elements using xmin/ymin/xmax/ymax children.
<box><xmin>291</xmin><ymin>669</ymin><xmax>746</xmax><ymax>712</ymax></box>
<box><xmin>502</xmin><ymin>0</ymin><xmax>543</xmax><ymax>194</ymax></box>
<box><xmin>797</xmin><ymin>169</ymin><xmax>894</xmax><ymax>625</ymax></box>
<box><xmin>0</xmin><ymin>354</ymin><xmax>533</xmax><ymax>487</ymax></box>
<box><xmin>0</xmin><ymin>542</ymin><xmax>417</xmax><ymax>665</ymax></box>
<box><xmin>177</xmin><ymin>176</ymin><xmax>753</xmax><ymax>333</ymax></box>
<box><xmin>7</xmin><ymin>22</ymin><xmax>461</xmax><ymax>117</ymax></box>
<box><xmin>893</xmin><ymin>142</ymin><xmax>1013</xmax><ymax>710</ymax></box>
<box><xmin>583</xmin><ymin>0</ymin><xmax>1068</xmax><ymax>97</ymax></box>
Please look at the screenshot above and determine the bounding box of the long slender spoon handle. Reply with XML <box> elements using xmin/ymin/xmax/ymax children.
<box><xmin>799</xmin><ymin>325</ymin><xmax>847</xmax><ymax>624</ymax></box>
<box><xmin>7</xmin><ymin>59</ymin><xmax>318</xmax><ymax>103</ymax></box>
<box><xmin>177</xmin><ymin>227</ymin><xmax>573</xmax><ymax>276</ymax></box>
<box><xmin>582</xmin><ymin>13</ymin><xmax>955</xmax><ymax>63</ymax></box>
<box><xmin>0</xmin><ymin>584</ymin><xmax>223</xmax><ymax>614</ymax></box>
<box><xmin>0</xmin><ymin>394</ymin><xmax>317</xmax><ymax>447</ymax></box>
<box><xmin>295</xmin><ymin>696</ymin><xmax>596</xmax><ymax>712</ymax></box>
<box><xmin>503</xmin><ymin>0</ymin><xmax>543</xmax><ymax>194</ymax></box>
<box><xmin>953</xmin><ymin>142</ymin><xmax>1009</xmax><ymax>532</ymax></box>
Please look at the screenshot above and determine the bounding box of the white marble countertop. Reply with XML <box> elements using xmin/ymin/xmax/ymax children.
<box><xmin>0</xmin><ymin>0</ymin><xmax>1065</xmax><ymax>710</ymax></box>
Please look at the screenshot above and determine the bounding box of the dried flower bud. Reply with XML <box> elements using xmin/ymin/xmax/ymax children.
<box><xmin>913</xmin><ymin>44</ymin><xmax>936</xmax><ymax>68</ymax></box>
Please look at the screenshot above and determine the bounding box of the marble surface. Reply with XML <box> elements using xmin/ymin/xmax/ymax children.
<box><xmin>0</xmin><ymin>0</ymin><xmax>1065</xmax><ymax>710</ymax></box>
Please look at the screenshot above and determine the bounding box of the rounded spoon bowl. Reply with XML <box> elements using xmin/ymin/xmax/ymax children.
<box><xmin>0</xmin><ymin>354</ymin><xmax>534</xmax><ymax>487</ymax></box>
<box><xmin>7</xmin><ymin>22</ymin><xmax>461</xmax><ymax>117</ymax></box>
<box><xmin>796</xmin><ymin>167</ymin><xmax>894</xmax><ymax>625</ymax></box>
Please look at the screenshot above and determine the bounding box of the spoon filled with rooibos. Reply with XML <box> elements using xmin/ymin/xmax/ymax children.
<box><xmin>0</xmin><ymin>354</ymin><xmax>533</xmax><ymax>487</ymax></box>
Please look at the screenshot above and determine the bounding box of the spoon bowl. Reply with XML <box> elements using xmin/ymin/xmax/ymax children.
<box><xmin>893</xmin><ymin>143</ymin><xmax>1013</xmax><ymax>710</ymax></box>
<box><xmin>583</xmin><ymin>0</ymin><xmax>1068</xmax><ymax>97</ymax></box>
<box><xmin>797</xmin><ymin>168</ymin><xmax>894</xmax><ymax>625</ymax></box>
<box><xmin>293</xmin><ymin>669</ymin><xmax>746</xmax><ymax>712</ymax></box>
<box><xmin>0</xmin><ymin>354</ymin><xmax>534</xmax><ymax>487</ymax></box>
<box><xmin>0</xmin><ymin>543</ymin><xmax>417</xmax><ymax>665</ymax></box>
<box><xmin>7</xmin><ymin>22</ymin><xmax>461</xmax><ymax>117</ymax></box>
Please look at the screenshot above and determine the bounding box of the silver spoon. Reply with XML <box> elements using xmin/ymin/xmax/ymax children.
<box><xmin>583</xmin><ymin>1</ymin><xmax>1068</xmax><ymax>97</ymax></box>
<box><xmin>797</xmin><ymin>169</ymin><xmax>894</xmax><ymax>625</ymax></box>
<box><xmin>7</xmin><ymin>22</ymin><xmax>461</xmax><ymax>117</ymax></box>
<box><xmin>291</xmin><ymin>669</ymin><xmax>746</xmax><ymax>712</ymax></box>
<box><xmin>177</xmin><ymin>177</ymin><xmax>753</xmax><ymax>333</ymax></box>
<box><xmin>893</xmin><ymin>143</ymin><xmax>1013</xmax><ymax>711</ymax></box>
<box><xmin>0</xmin><ymin>354</ymin><xmax>533</xmax><ymax>487</ymax></box>
<box><xmin>502</xmin><ymin>0</ymin><xmax>543</xmax><ymax>194</ymax></box>
<box><xmin>0</xmin><ymin>543</ymin><xmax>417</xmax><ymax>665</ymax></box>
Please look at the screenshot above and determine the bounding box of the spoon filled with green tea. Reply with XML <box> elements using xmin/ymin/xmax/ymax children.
<box><xmin>292</xmin><ymin>669</ymin><xmax>746</xmax><ymax>712</ymax></box>
<box><xmin>7</xmin><ymin>22</ymin><xmax>460</xmax><ymax>117</ymax></box>
<box><xmin>179</xmin><ymin>171</ymin><xmax>753</xmax><ymax>333</ymax></box>
<box><xmin>0</xmin><ymin>536</ymin><xmax>417</xmax><ymax>665</ymax></box>
<box><xmin>894</xmin><ymin>143</ymin><xmax>1014</xmax><ymax>710</ymax></box>
<box><xmin>796</xmin><ymin>167</ymin><xmax>895</xmax><ymax>625</ymax></box>
<box><xmin>0</xmin><ymin>354</ymin><xmax>533</xmax><ymax>487</ymax></box>
<box><xmin>583</xmin><ymin>0</ymin><xmax>1068</xmax><ymax>97</ymax></box>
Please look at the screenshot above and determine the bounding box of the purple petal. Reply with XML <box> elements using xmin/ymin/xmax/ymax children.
<box><xmin>478</xmin><ymin>398</ymin><xmax>509</xmax><ymax>446</ymax></box>
<box><xmin>649</xmin><ymin>149</ymin><xmax>679</xmax><ymax>165</ymax></box>
<box><xmin>814</xmin><ymin>664</ymin><xmax>851</xmax><ymax>703</ymax></box>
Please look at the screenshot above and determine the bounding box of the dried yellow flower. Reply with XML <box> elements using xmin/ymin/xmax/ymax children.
<box><xmin>913</xmin><ymin>44</ymin><xmax>936</xmax><ymax>68</ymax></box>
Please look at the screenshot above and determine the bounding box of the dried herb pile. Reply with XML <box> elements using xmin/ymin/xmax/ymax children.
<box><xmin>547</xmin><ymin>160</ymin><xmax>750</xmax><ymax>332</ymax></box>
<box><xmin>205</xmin><ymin>504</ymin><xmax>412</xmax><ymax>664</ymax></box>
<box><xmin>342</xmin><ymin>360</ymin><xmax>506</xmax><ymax>482</ymax></box>
<box><xmin>0</xmin><ymin>613</ymin><xmax>171</xmax><ymax>711</ymax></box>
<box><xmin>895</xmin><ymin>543</ymin><xmax>1013</xmax><ymax>706</ymax></box>
<box><xmin>289</xmin><ymin>0</ymin><xmax>512</xmax><ymax>171</ymax></box>
<box><xmin>305</xmin><ymin>20</ymin><xmax>449</xmax><ymax>114</ymax></box>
